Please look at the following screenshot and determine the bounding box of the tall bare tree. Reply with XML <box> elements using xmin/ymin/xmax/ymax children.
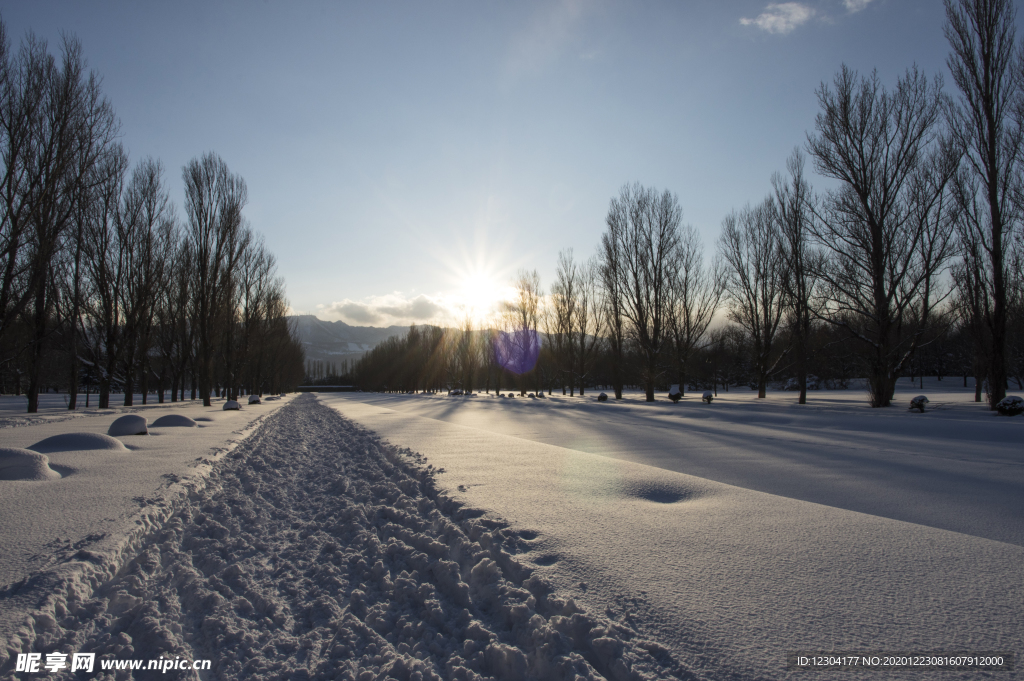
<box><xmin>80</xmin><ymin>145</ymin><xmax>129</xmax><ymax>409</ymax></box>
<box><xmin>772</xmin><ymin>148</ymin><xmax>820</xmax><ymax>404</ymax></box>
<box><xmin>720</xmin><ymin>199</ymin><xmax>787</xmax><ymax>398</ymax></box>
<box><xmin>602</xmin><ymin>183</ymin><xmax>680</xmax><ymax>401</ymax></box>
<box><xmin>570</xmin><ymin>257</ymin><xmax>603</xmax><ymax>396</ymax></box>
<box><xmin>549</xmin><ymin>249</ymin><xmax>578</xmax><ymax>394</ymax></box>
<box><xmin>118</xmin><ymin>157</ymin><xmax>175</xmax><ymax>406</ymax></box>
<box><xmin>807</xmin><ymin>65</ymin><xmax>958</xmax><ymax>407</ymax></box>
<box><xmin>944</xmin><ymin>0</ymin><xmax>1023</xmax><ymax>408</ymax></box>
<box><xmin>598</xmin><ymin>226</ymin><xmax>627</xmax><ymax>399</ymax></box>
<box><xmin>501</xmin><ymin>268</ymin><xmax>542</xmax><ymax>394</ymax></box>
<box><xmin>667</xmin><ymin>223</ymin><xmax>722</xmax><ymax>396</ymax></box>
<box><xmin>182</xmin><ymin>152</ymin><xmax>248</xmax><ymax>406</ymax></box>
<box><xmin>0</xmin><ymin>27</ymin><xmax>118</xmax><ymax>411</ymax></box>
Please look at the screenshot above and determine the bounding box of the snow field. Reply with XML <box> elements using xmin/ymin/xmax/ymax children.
<box><xmin>321</xmin><ymin>393</ymin><xmax>1024</xmax><ymax>681</ymax></box>
<box><xmin>0</xmin><ymin>397</ymin><xmax>290</xmax><ymax>668</ymax></box>
<box><xmin>11</xmin><ymin>394</ymin><xmax>681</xmax><ymax>681</ymax></box>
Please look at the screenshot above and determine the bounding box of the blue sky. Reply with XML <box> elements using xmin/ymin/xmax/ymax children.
<box><xmin>1</xmin><ymin>1</ymin><xmax>974</xmax><ymax>327</ymax></box>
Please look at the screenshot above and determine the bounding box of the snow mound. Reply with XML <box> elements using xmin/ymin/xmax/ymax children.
<box><xmin>247</xmin><ymin>395</ymin><xmax>261</xmax><ymax>405</ymax></box>
<box><xmin>996</xmin><ymin>395</ymin><xmax>1023</xmax><ymax>416</ymax></box>
<box><xmin>107</xmin><ymin>414</ymin><xmax>148</xmax><ymax>436</ymax></box>
<box><xmin>28</xmin><ymin>432</ymin><xmax>128</xmax><ymax>453</ymax></box>
<box><xmin>0</xmin><ymin>447</ymin><xmax>61</xmax><ymax>481</ymax></box>
<box><xmin>151</xmin><ymin>414</ymin><xmax>198</xmax><ymax>428</ymax></box>
<box><xmin>223</xmin><ymin>400</ymin><xmax>241</xmax><ymax>411</ymax></box>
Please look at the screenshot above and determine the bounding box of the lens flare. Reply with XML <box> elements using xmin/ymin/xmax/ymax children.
<box><xmin>494</xmin><ymin>328</ymin><xmax>542</xmax><ymax>374</ymax></box>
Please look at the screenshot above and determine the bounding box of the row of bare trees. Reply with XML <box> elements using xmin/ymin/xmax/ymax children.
<box><xmin>0</xmin><ymin>23</ymin><xmax>304</xmax><ymax>411</ymax></box>
<box><xmin>350</xmin><ymin>0</ymin><xmax>1023</xmax><ymax>410</ymax></box>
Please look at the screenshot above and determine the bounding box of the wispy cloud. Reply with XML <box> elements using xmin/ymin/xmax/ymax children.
<box><xmin>318</xmin><ymin>293</ymin><xmax>449</xmax><ymax>327</ymax></box>
<box><xmin>503</xmin><ymin>0</ymin><xmax>588</xmax><ymax>81</ymax></box>
<box><xmin>843</xmin><ymin>0</ymin><xmax>874</xmax><ymax>12</ymax></box>
<box><xmin>740</xmin><ymin>3</ymin><xmax>816</xmax><ymax>34</ymax></box>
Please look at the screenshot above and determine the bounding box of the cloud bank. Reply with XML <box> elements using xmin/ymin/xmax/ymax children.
<box><xmin>318</xmin><ymin>293</ymin><xmax>449</xmax><ymax>327</ymax></box>
<box><xmin>740</xmin><ymin>3</ymin><xmax>815</xmax><ymax>34</ymax></box>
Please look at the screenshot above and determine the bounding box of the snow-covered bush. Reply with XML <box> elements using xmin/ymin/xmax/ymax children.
<box><xmin>223</xmin><ymin>400</ymin><xmax>241</xmax><ymax>411</ymax></box>
<box><xmin>668</xmin><ymin>384</ymin><xmax>681</xmax><ymax>403</ymax></box>
<box><xmin>108</xmin><ymin>414</ymin><xmax>148</xmax><ymax>436</ymax></box>
<box><xmin>248</xmin><ymin>394</ymin><xmax>261</xmax><ymax>405</ymax></box>
<box><xmin>151</xmin><ymin>414</ymin><xmax>198</xmax><ymax>428</ymax></box>
<box><xmin>996</xmin><ymin>395</ymin><xmax>1023</xmax><ymax>416</ymax></box>
<box><xmin>29</xmin><ymin>432</ymin><xmax>127</xmax><ymax>453</ymax></box>
<box><xmin>702</xmin><ymin>390</ymin><xmax>713</xmax><ymax>404</ymax></box>
<box><xmin>597</xmin><ymin>392</ymin><xmax>608</xmax><ymax>402</ymax></box>
<box><xmin>0</xmin><ymin>447</ymin><xmax>61</xmax><ymax>480</ymax></box>
<box><xmin>448</xmin><ymin>389</ymin><xmax>464</xmax><ymax>396</ymax></box>
<box><xmin>909</xmin><ymin>395</ymin><xmax>929</xmax><ymax>413</ymax></box>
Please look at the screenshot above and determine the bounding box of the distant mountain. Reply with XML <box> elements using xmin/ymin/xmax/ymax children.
<box><xmin>288</xmin><ymin>315</ymin><xmax>408</xmax><ymax>365</ymax></box>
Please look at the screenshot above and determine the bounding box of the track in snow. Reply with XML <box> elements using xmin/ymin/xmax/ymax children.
<box><xmin>26</xmin><ymin>394</ymin><xmax>688</xmax><ymax>681</ymax></box>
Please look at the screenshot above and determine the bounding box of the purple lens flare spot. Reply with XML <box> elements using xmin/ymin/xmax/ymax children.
<box><xmin>495</xmin><ymin>328</ymin><xmax>542</xmax><ymax>375</ymax></box>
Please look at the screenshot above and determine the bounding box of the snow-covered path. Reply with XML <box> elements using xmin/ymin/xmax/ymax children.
<box><xmin>16</xmin><ymin>395</ymin><xmax>682</xmax><ymax>681</ymax></box>
<box><xmin>322</xmin><ymin>392</ymin><xmax>1024</xmax><ymax>681</ymax></box>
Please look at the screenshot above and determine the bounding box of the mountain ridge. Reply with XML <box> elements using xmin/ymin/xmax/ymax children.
<box><xmin>288</xmin><ymin>314</ymin><xmax>410</xmax><ymax>366</ymax></box>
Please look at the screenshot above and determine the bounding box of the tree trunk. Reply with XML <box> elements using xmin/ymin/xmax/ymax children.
<box><xmin>99</xmin><ymin>378</ymin><xmax>110</xmax><ymax>409</ymax></box>
<box><xmin>25</xmin><ymin>277</ymin><xmax>49</xmax><ymax>414</ymax></box>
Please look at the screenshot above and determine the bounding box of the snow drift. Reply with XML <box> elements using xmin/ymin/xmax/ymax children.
<box><xmin>27</xmin><ymin>433</ymin><xmax>128</xmax><ymax>454</ymax></box>
<box><xmin>150</xmin><ymin>414</ymin><xmax>198</xmax><ymax>428</ymax></box>
<box><xmin>107</xmin><ymin>414</ymin><xmax>148</xmax><ymax>436</ymax></box>
<box><xmin>0</xmin><ymin>448</ymin><xmax>61</xmax><ymax>481</ymax></box>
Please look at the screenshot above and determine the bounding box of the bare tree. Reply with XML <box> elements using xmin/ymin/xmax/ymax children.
<box><xmin>719</xmin><ymin>199</ymin><xmax>787</xmax><ymax>398</ymax></box>
<box><xmin>807</xmin><ymin>65</ymin><xmax>958</xmax><ymax>407</ymax></box>
<box><xmin>500</xmin><ymin>268</ymin><xmax>542</xmax><ymax>395</ymax></box>
<box><xmin>598</xmin><ymin>228</ymin><xmax>627</xmax><ymax>399</ymax></box>
<box><xmin>570</xmin><ymin>257</ymin><xmax>603</xmax><ymax>396</ymax></box>
<box><xmin>667</xmin><ymin>223</ymin><xmax>722</xmax><ymax>396</ymax></box>
<box><xmin>772</xmin><ymin>148</ymin><xmax>820</xmax><ymax>404</ymax></box>
<box><xmin>215</xmin><ymin>222</ymin><xmax>252</xmax><ymax>400</ymax></box>
<box><xmin>455</xmin><ymin>314</ymin><xmax>478</xmax><ymax>392</ymax></box>
<box><xmin>944</xmin><ymin>0</ymin><xmax>1024</xmax><ymax>408</ymax></box>
<box><xmin>602</xmin><ymin>183</ymin><xmax>680</xmax><ymax>401</ymax></box>
<box><xmin>119</xmin><ymin>157</ymin><xmax>175</xmax><ymax>406</ymax></box>
<box><xmin>182</xmin><ymin>152</ymin><xmax>248</xmax><ymax>406</ymax></box>
<box><xmin>549</xmin><ymin>249</ymin><xmax>577</xmax><ymax>394</ymax></box>
<box><xmin>80</xmin><ymin>145</ymin><xmax>129</xmax><ymax>408</ymax></box>
<box><xmin>0</xmin><ymin>28</ymin><xmax>118</xmax><ymax>411</ymax></box>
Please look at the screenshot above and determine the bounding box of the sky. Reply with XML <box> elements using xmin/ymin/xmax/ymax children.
<box><xmin>0</xmin><ymin>1</ymin><xmax>981</xmax><ymax>328</ymax></box>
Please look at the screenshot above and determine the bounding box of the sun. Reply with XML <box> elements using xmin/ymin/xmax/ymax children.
<box><xmin>454</xmin><ymin>269</ymin><xmax>509</xmax><ymax>324</ymax></box>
